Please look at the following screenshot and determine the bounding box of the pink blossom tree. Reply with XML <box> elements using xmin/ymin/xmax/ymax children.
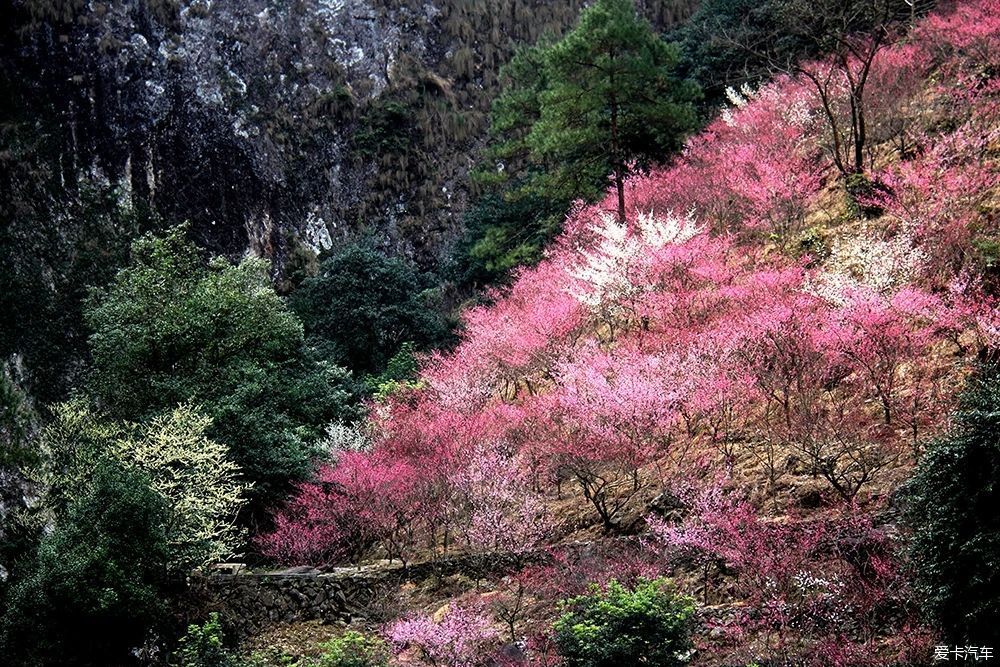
<box><xmin>259</xmin><ymin>451</ymin><xmax>431</xmax><ymax>567</ymax></box>
<box><xmin>448</xmin><ymin>442</ymin><xmax>548</xmax><ymax>553</ymax></box>
<box><xmin>387</xmin><ymin>601</ymin><xmax>499</xmax><ymax>667</ymax></box>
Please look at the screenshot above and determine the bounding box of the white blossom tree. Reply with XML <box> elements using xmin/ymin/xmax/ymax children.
<box><xmin>37</xmin><ymin>402</ymin><xmax>249</xmax><ymax>574</ymax></box>
<box><xmin>119</xmin><ymin>405</ymin><xmax>249</xmax><ymax>573</ymax></box>
<box><xmin>568</xmin><ymin>209</ymin><xmax>702</xmax><ymax>315</ymax></box>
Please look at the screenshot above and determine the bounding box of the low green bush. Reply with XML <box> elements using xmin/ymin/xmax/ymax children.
<box><xmin>311</xmin><ymin>631</ymin><xmax>390</xmax><ymax>667</ymax></box>
<box><xmin>553</xmin><ymin>578</ymin><xmax>696</xmax><ymax>667</ymax></box>
<box><xmin>175</xmin><ymin>613</ymin><xmax>242</xmax><ymax>667</ymax></box>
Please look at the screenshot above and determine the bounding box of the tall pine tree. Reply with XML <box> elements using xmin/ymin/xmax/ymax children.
<box><xmin>526</xmin><ymin>0</ymin><xmax>700</xmax><ymax>222</ymax></box>
<box><xmin>461</xmin><ymin>0</ymin><xmax>701</xmax><ymax>287</ymax></box>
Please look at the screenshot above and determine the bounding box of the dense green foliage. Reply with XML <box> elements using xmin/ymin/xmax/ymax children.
<box><xmin>553</xmin><ymin>578</ymin><xmax>696</xmax><ymax>667</ymax></box>
<box><xmin>368</xmin><ymin>342</ymin><xmax>426</xmax><ymax>402</ymax></box>
<box><xmin>672</xmin><ymin>0</ymin><xmax>792</xmax><ymax>101</ymax></box>
<box><xmin>311</xmin><ymin>631</ymin><xmax>390</xmax><ymax>667</ymax></box>
<box><xmin>0</xmin><ymin>371</ymin><xmax>37</xmax><ymax>606</ymax></box>
<box><xmin>0</xmin><ymin>460</ymin><xmax>170</xmax><ymax>666</ymax></box>
<box><xmin>478</xmin><ymin>39</ymin><xmax>556</xmax><ymax>204</ymax></box>
<box><xmin>533</xmin><ymin>0</ymin><xmax>700</xmax><ymax>221</ymax></box>
<box><xmin>85</xmin><ymin>227</ymin><xmax>356</xmax><ymax>512</ymax></box>
<box><xmin>459</xmin><ymin>0</ymin><xmax>700</xmax><ymax>284</ymax></box>
<box><xmin>905</xmin><ymin>363</ymin><xmax>1000</xmax><ymax>645</ymax></box>
<box><xmin>3</xmin><ymin>399</ymin><xmax>247</xmax><ymax>665</ymax></box>
<box><xmin>291</xmin><ymin>244</ymin><xmax>453</xmax><ymax>377</ymax></box>
<box><xmin>673</xmin><ymin>0</ymin><xmax>931</xmax><ymax>105</ymax></box>
<box><xmin>449</xmin><ymin>191</ymin><xmax>568</xmax><ymax>287</ymax></box>
<box><xmin>494</xmin><ymin>0</ymin><xmax>701</xmax><ymax>203</ymax></box>
<box><xmin>174</xmin><ymin>613</ymin><xmax>243</xmax><ymax>667</ymax></box>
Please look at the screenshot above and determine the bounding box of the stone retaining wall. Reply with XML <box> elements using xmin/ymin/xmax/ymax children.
<box><xmin>186</xmin><ymin>549</ymin><xmax>554</xmax><ymax>638</ymax></box>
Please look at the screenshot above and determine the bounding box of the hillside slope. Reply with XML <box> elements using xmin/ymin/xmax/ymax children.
<box><xmin>260</xmin><ymin>1</ymin><xmax>999</xmax><ymax>664</ymax></box>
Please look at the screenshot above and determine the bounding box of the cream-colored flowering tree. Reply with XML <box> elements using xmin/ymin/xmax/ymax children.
<box><xmin>36</xmin><ymin>402</ymin><xmax>248</xmax><ymax>574</ymax></box>
<box><xmin>118</xmin><ymin>405</ymin><xmax>248</xmax><ymax>573</ymax></box>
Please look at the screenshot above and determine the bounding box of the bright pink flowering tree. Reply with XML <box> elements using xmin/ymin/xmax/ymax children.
<box><xmin>719</xmin><ymin>80</ymin><xmax>823</xmax><ymax>246</ymax></box>
<box><xmin>735</xmin><ymin>290</ymin><xmax>929</xmax><ymax>502</ymax></box>
<box><xmin>434</xmin><ymin>259</ymin><xmax>585</xmax><ymax>401</ymax></box>
<box><xmin>448</xmin><ymin>442</ymin><xmax>548</xmax><ymax>552</ymax></box>
<box><xmin>532</xmin><ymin>336</ymin><xmax>700</xmax><ymax>531</ymax></box>
<box><xmin>869</xmin><ymin>109</ymin><xmax>999</xmax><ymax>286</ymax></box>
<box><xmin>259</xmin><ymin>451</ymin><xmax>432</xmax><ymax>566</ymax></box>
<box><xmin>916</xmin><ymin>0</ymin><xmax>1000</xmax><ymax>63</ymax></box>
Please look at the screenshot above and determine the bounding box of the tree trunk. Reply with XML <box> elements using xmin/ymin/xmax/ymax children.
<box><xmin>609</xmin><ymin>76</ymin><xmax>626</xmax><ymax>223</ymax></box>
<box><xmin>615</xmin><ymin>163</ymin><xmax>626</xmax><ymax>225</ymax></box>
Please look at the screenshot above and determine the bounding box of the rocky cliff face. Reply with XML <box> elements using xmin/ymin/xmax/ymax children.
<box><xmin>2</xmin><ymin>0</ymin><xmax>696</xmax><ymax>272</ymax></box>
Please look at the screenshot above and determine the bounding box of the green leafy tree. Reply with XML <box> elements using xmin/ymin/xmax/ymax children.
<box><xmin>84</xmin><ymin>227</ymin><xmax>356</xmax><ymax>513</ymax></box>
<box><xmin>461</xmin><ymin>0</ymin><xmax>700</xmax><ymax>287</ymax></box>
<box><xmin>368</xmin><ymin>342</ymin><xmax>427</xmax><ymax>402</ymax></box>
<box><xmin>0</xmin><ymin>460</ymin><xmax>170</xmax><ymax>666</ymax></box>
<box><xmin>291</xmin><ymin>244</ymin><xmax>452</xmax><ymax>376</ymax></box>
<box><xmin>671</xmin><ymin>0</ymin><xmax>791</xmax><ymax>102</ymax></box>
<box><xmin>479</xmin><ymin>40</ymin><xmax>557</xmax><ymax>202</ymax></box>
<box><xmin>905</xmin><ymin>363</ymin><xmax>1000</xmax><ymax>646</ymax></box>
<box><xmin>553</xmin><ymin>578</ymin><xmax>695</xmax><ymax>667</ymax></box>
<box><xmin>449</xmin><ymin>191</ymin><xmax>568</xmax><ymax>287</ymax></box>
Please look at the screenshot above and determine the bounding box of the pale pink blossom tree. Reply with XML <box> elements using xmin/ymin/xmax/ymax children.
<box><xmin>387</xmin><ymin>601</ymin><xmax>499</xmax><ymax>667</ymax></box>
